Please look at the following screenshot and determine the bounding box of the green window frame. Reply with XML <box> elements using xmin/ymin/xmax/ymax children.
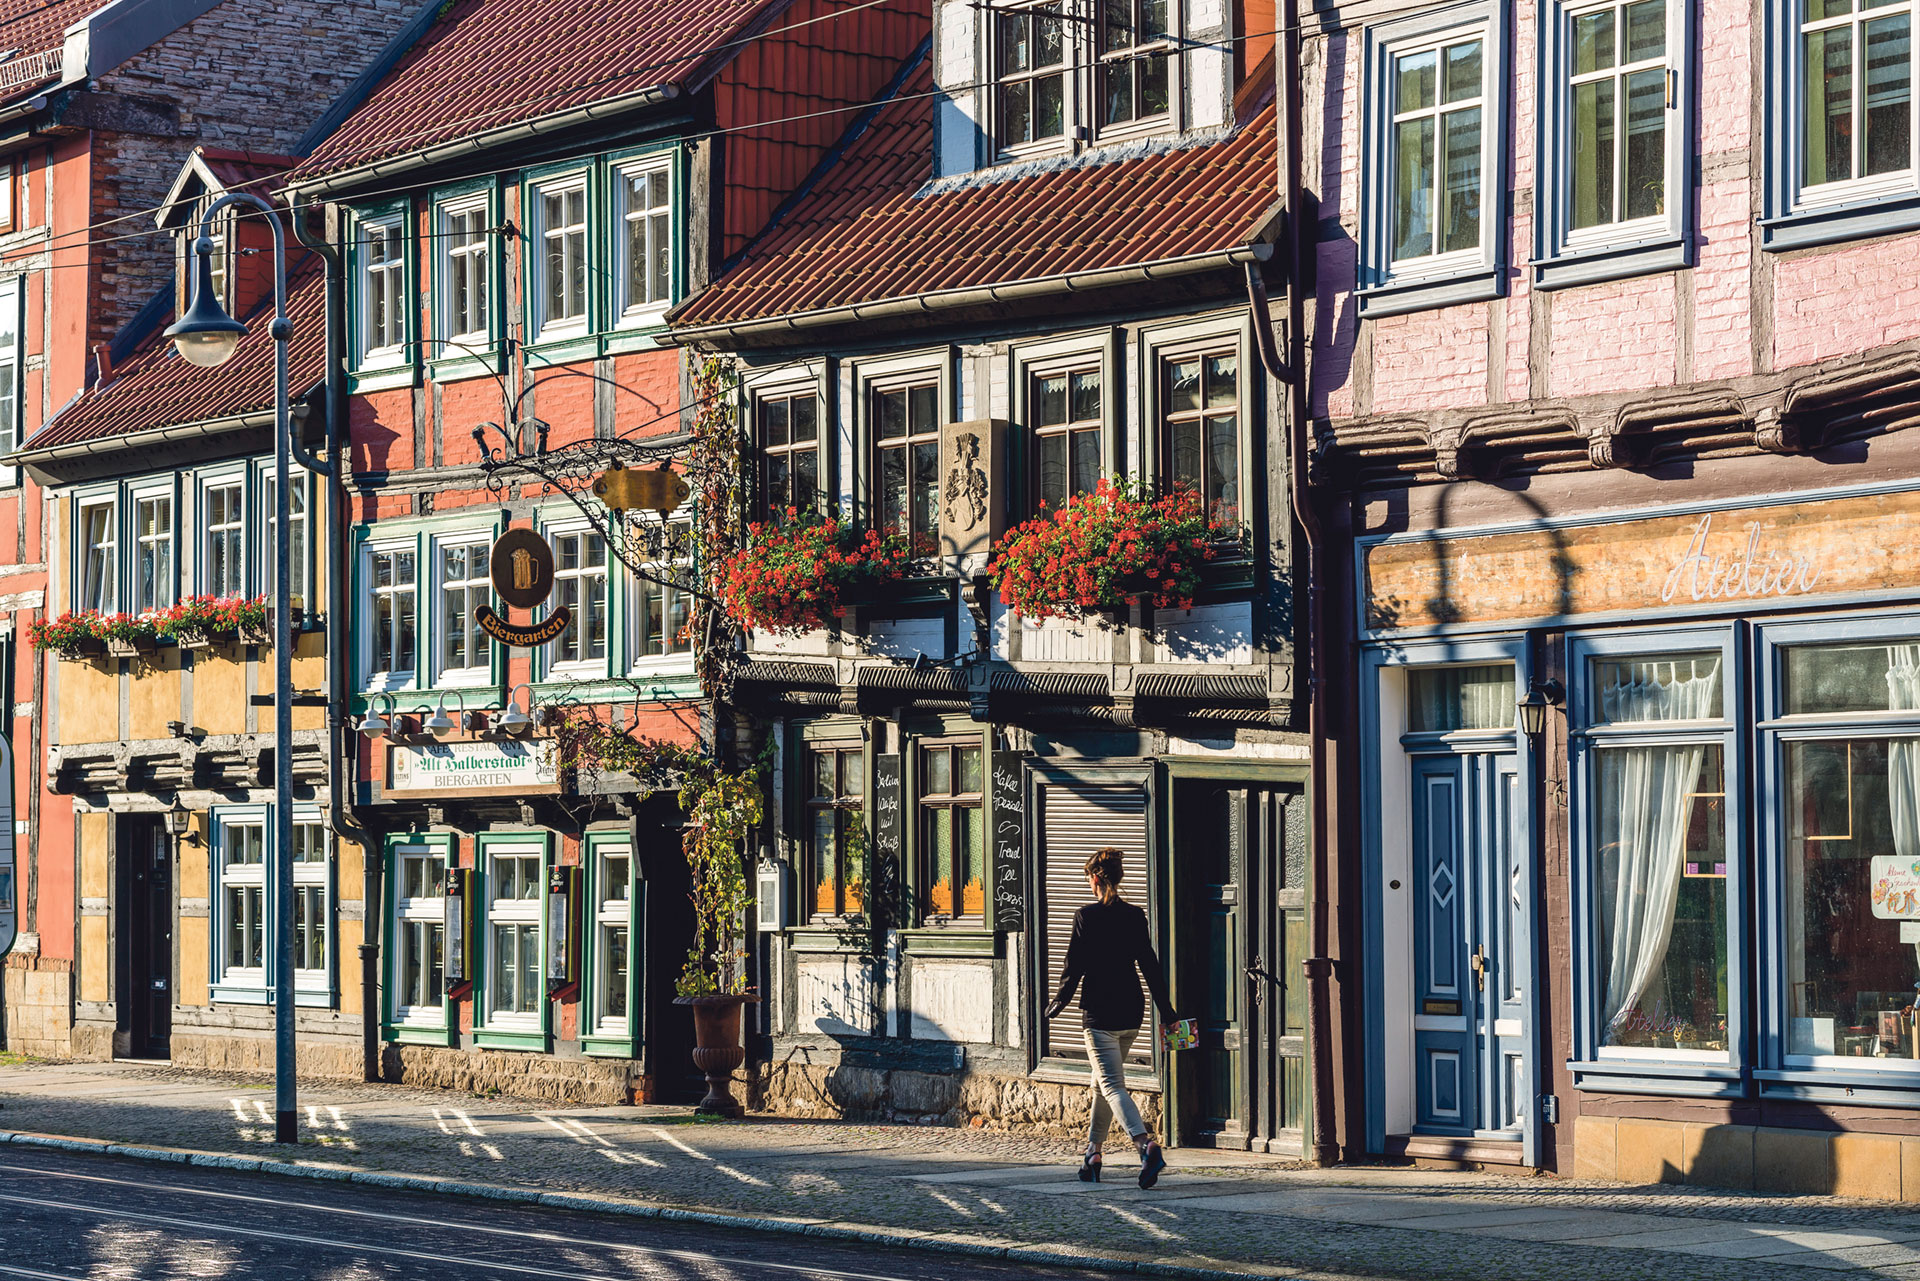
<box><xmin>582</xmin><ymin>830</ymin><xmax>640</xmax><ymax>1056</ymax></box>
<box><xmin>474</xmin><ymin>831</ymin><xmax>551</xmax><ymax>1050</ymax></box>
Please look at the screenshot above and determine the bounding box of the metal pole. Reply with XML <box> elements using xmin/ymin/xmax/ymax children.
<box><xmin>263</xmin><ymin>205</ymin><xmax>296</xmax><ymax>1146</ymax></box>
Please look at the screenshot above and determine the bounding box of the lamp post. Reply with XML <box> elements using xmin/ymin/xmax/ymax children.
<box><xmin>165</xmin><ymin>193</ymin><xmax>298</xmax><ymax>1145</ymax></box>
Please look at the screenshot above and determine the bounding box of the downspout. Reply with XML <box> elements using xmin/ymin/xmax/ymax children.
<box><xmin>291</xmin><ymin>198</ymin><xmax>384</xmax><ymax>1083</ymax></box>
<box><xmin>1249</xmin><ymin>0</ymin><xmax>1338</xmax><ymax>1168</ymax></box>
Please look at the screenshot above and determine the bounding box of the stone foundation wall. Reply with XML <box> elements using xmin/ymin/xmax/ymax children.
<box><xmin>1576</xmin><ymin>1114</ymin><xmax>1919</xmax><ymax>1200</ymax></box>
<box><xmin>170</xmin><ymin>1030</ymin><xmax>365</xmax><ymax>1080</ymax></box>
<box><xmin>3</xmin><ymin>957</ymin><xmax>72</xmax><ymax>1058</ymax></box>
<box><xmin>750</xmin><ymin>1057</ymin><xmax>1162</xmax><ymax>1137</ymax></box>
<box><xmin>383</xmin><ymin>1044</ymin><xmax>642</xmax><ymax>1106</ymax></box>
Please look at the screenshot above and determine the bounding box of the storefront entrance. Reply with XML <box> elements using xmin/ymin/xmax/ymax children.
<box><xmin>115</xmin><ymin>815</ymin><xmax>172</xmax><ymax>1060</ymax></box>
<box><xmin>1410</xmin><ymin>750</ymin><xmax>1525</xmax><ymax>1137</ymax></box>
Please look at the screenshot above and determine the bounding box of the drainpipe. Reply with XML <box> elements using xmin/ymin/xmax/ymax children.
<box><xmin>290</xmin><ymin>197</ymin><xmax>384</xmax><ymax>1083</ymax></box>
<box><xmin>1248</xmin><ymin>0</ymin><xmax>1338</xmax><ymax>1168</ymax></box>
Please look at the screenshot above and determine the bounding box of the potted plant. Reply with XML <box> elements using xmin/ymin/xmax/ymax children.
<box><xmin>670</xmin><ymin>760</ymin><xmax>765</xmax><ymax>1117</ymax></box>
<box><xmin>96</xmin><ymin>612</ymin><xmax>160</xmax><ymax>659</ymax></box>
<box><xmin>714</xmin><ymin>508</ymin><xmax>911</xmax><ymax>634</ymax></box>
<box><xmin>987</xmin><ymin>478</ymin><xmax>1225</xmax><ymax>622</ymax></box>
<box><xmin>28</xmin><ymin>612</ymin><xmax>105</xmax><ymax>660</ymax></box>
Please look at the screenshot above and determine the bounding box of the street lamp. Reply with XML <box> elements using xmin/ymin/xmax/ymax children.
<box><xmin>165</xmin><ymin>192</ymin><xmax>299</xmax><ymax>1145</ymax></box>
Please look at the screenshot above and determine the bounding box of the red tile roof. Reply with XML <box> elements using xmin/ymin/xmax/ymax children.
<box><xmin>198</xmin><ymin>148</ymin><xmax>300</xmax><ymax>196</ymax></box>
<box><xmin>672</xmin><ymin>58</ymin><xmax>1280</xmax><ymax>330</ymax></box>
<box><xmin>0</xmin><ymin>0</ymin><xmax>93</xmax><ymax>100</ymax></box>
<box><xmin>21</xmin><ymin>256</ymin><xmax>326</xmax><ymax>454</ymax></box>
<box><xmin>292</xmin><ymin>0</ymin><xmax>784</xmax><ymax>185</ymax></box>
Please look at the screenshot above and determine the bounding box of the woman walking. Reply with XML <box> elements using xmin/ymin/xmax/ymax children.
<box><xmin>1044</xmin><ymin>847</ymin><xmax>1178</xmax><ymax>1189</ymax></box>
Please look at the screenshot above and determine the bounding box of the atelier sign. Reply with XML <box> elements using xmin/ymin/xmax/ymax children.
<box><xmin>390</xmin><ymin>740</ymin><xmax>558</xmax><ymax>795</ymax></box>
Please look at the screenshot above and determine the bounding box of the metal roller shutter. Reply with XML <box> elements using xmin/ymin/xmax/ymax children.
<box><xmin>1038</xmin><ymin>782</ymin><xmax>1149</xmax><ymax>1062</ymax></box>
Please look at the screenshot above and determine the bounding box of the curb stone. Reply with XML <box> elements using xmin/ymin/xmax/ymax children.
<box><xmin>0</xmin><ymin>1129</ymin><xmax>1281</xmax><ymax>1280</ymax></box>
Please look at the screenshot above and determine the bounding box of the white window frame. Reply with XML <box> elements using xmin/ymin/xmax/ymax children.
<box><xmin>201</xmin><ymin>472</ymin><xmax>247</xmax><ymax>599</ymax></box>
<box><xmin>130</xmin><ymin>481</ymin><xmax>176</xmax><ymax>614</ymax></box>
<box><xmin>542</xmin><ymin>516</ymin><xmax>610</xmax><ymax>681</ymax></box>
<box><xmin>362</xmin><ymin>535</ymin><xmax>420</xmax><ymax>693</ymax></box>
<box><xmin>625</xmin><ymin>512</ymin><xmax>694</xmax><ymax>677</ymax></box>
<box><xmin>1535</xmin><ymin>0</ymin><xmax>1694</xmax><ymax>288</ymax></box>
<box><xmin>1790</xmin><ymin>0</ymin><xmax>1920</xmax><ymax>212</ymax></box>
<box><xmin>357</xmin><ymin>211</ymin><xmax>409</xmax><ymax>368</ymax></box>
<box><xmin>433</xmin><ymin>528</ymin><xmax>497</xmax><ymax>688</ymax></box>
<box><xmin>613</xmin><ymin>156</ymin><xmax>675</xmax><ymax>325</ymax></box>
<box><xmin>259</xmin><ymin>465</ymin><xmax>311</xmax><ymax>614</ymax></box>
<box><xmin>589</xmin><ymin>839</ymin><xmax>634</xmax><ymax>1038</ymax></box>
<box><xmin>213</xmin><ymin>808</ymin><xmax>269</xmax><ymax>999</ymax></box>
<box><xmin>0</xmin><ymin>275</ymin><xmax>22</xmax><ymax>488</ymax></box>
<box><xmin>1357</xmin><ymin>6</ymin><xmax>1508</xmax><ymax>316</ymax></box>
<box><xmin>391</xmin><ymin>838</ymin><xmax>449</xmax><ymax>1030</ymax></box>
<box><xmin>482</xmin><ymin>839</ymin><xmax>545</xmax><ymax>1033</ymax></box>
<box><xmin>434</xmin><ymin>194</ymin><xmax>492</xmax><ymax>356</ymax></box>
<box><xmin>527</xmin><ymin>172</ymin><xmax>591</xmax><ymax>340</ymax></box>
<box><xmin>75</xmin><ymin>493</ymin><xmax>116</xmax><ymax>613</ymax></box>
<box><xmin>290</xmin><ymin>819</ymin><xmax>332</xmax><ymax>995</ymax></box>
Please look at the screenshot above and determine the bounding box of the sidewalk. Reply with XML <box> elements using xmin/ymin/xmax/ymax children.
<box><xmin>6</xmin><ymin>1060</ymin><xmax>1920</xmax><ymax>1280</ymax></box>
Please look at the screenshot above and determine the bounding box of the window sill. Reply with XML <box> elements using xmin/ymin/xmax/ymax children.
<box><xmin>524</xmin><ymin>331</ymin><xmax>598</xmax><ymax>366</ymax></box>
<box><xmin>581</xmin><ymin>1031</ymin><xmax>639</xmax><ymax>1057</ymax></box>
<box><xmin>788</xmin><ymin>924</ymin><xmax>875</xmax><ymax>954</ymax></box>
<box><xmin>1567</xmin><ymin>1056</ymin><xmax>1745</xmax><ymax>1098</ymax></box>
<box><xmin>899</xmin><ymin>928</ymin><xmax>997</xmax><ymax>957</ymax></box>
<box><xmin>474</xmin><ymin>1026</ymin><xmax>548</xmax><ymax>1051</ymax></box>
<box><xmin>348</xmin><ymin>363</ymin><xmax>417</xmax><ymax>394</ymax></box>
<box><xmin>1762</xmin><ymin>189</ymin><xmax>1920</xmax><ymax>252</ymax></box>
<box><xmin>428</xmin><ymin>348</ymin><xmax>502</xmax><ymax>384</ymax></box>
<box><xmin>1531</xmin><ymin>235</ymin><xmax>1691</xmax><ymax>291</ymax></box>
<box><xmin>1356</xmin><ymin>265</ymin><xmax>1503</xmax><ymax>319</ymax></box>
<box><xmin>386</xmin><ymin>1021</ymin><xmax>453</xmax><ymax>1046</ymax></box>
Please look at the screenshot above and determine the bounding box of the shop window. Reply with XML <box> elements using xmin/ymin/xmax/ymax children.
<box><xmin>1535</xmin><ymin>0</ymin><xmax>1690</xmax><ymax>286</ymax></box>
<box><xmin>591</xmin><ymin>840</ymin><xmax>634</xmax><ymax>1037</ymax></box>
<box><xmin>920</xmin><ymin>740</ymin><xmax>985</xmax><ymax>923</ymax></box>
<box><xmin>357</xmin><ymin>214</ymin><xmax>408</xmax><ymax>366</ymax></box>
<box><xmin>1359</xmin><ymin>7</ymin><xmax>1507</xmax><ymax>314</ymax></box>
<box><xmin>216</xmin><ymin>816</ymin><xmax>267</xmax><ymax>992</ymax></box>
<box><xmin>436</xmin><ymin>197</ymin><xmax>491</xmax><ymax>352</ymax></box>
<box><xmin>436</xmin><ymin>536</ymin><xmax>493</xmax><ymax>684</ymax></box>
<box><xmin>756</xmin><ymin>389</ymin><xmax>822</xmax><ymax>521</ymax></box>
<box><xmin>1099</xmin><ymin>0</ymin><xmax>1174</xmax><ymax>132</ymax></box>
<box><xmin>529</xmin><ymin>175</ymin><xmax>589</xmax><ymax>338</ymax></box>
<box><xmin>807</xmin><ymin>743</ymin><xmax>867</xmax><ymax>919</ymax></box>
<box><xmin>365</xmin><ymin>543</ymin><xmax>417</xmax><ymax>689</ymax></box>
<box><xmin>1160</xmin><ymin>349</ymin><xmax>1241</xmax><ymax>527</ymax></box>
<box><xmin>77</xmin><ymin>497</ymin><xmax>115</xmax><ymax>612</ymax></box>
<box><xmin>1029</xmin><ymin>365</ymin><xmax>1102</xmax><ymax>513</ymax></box>
<box><xmin>483</xmin><ymin>842</ymin><xmax>544</xmax><ymax>1032</ymax></box>
<box><xmin>262</xmin><ymin>470</ymin><xmax>310</xmax><ymax>612</ymax></box>
<box><xmin>391</xmin><ymin>840</ymin><xmax>447</xmax><ymax>1029</ymax></box>
<box><xmin>1407</xmin><ymin>664</ymin><xmax>1515</xmax><ymax>732</ymax></box>
<box><xmin>547</xmin><ymin>528</ymin><xmax>608</xmax><ymax>673</ymax></box>
<box><xmin>614</xmin><ymin>158</ymin><xmax>674</xmax><ymax>321</ymax></box>
<box><xmin>204</xmin><ymin>480</ymin><xmax>245</xmax><ymax>598</ymax></box>
<box><xmin>873</xmin><ymin>380</ymin><xmax>941</xmax><ymax>555</ymax></box>
<box><xmin>133</xmin><ymin>490</ymin><xmax>174</xmax><ymax>612</ymax></box>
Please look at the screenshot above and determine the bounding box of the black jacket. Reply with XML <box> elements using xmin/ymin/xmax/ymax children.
<box><xmin>1046</xmin><ymin>897</ymin><xmax>1175</xmax><ymax>1033</ymax></box>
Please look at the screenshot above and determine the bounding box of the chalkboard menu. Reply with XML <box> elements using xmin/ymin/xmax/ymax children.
<box><xmin>872</xmin><ymin>753</ymin><xmax>904</xmax><ymax>918</ymax></box>
<box><xmin>991</xmin><ymin>753</ymin><xmax>1027</xmax><ymax>932</ymax></box>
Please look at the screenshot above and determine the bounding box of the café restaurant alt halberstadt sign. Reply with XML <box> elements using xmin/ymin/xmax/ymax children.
<box><xmin>389</xmin><ymin>740</ymin><xmax>559</xmax><ymax>797</ymax></box>
<box><xmin>1361</xmin><ymin>485</ymin><xmax>1920</xmax><ymax>632</ymax></box>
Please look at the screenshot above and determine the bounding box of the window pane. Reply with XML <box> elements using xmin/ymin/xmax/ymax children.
<box><xmin>1169</xmin><ymin>360</ymin><xmax>1201</xmax><ymax>412</ymax></box>
<box><xmin>879</xmin><ymin>446</ymin><xmax>908</xmax><ymax>534</ymax></box>
<box><xmin>1626</xmin><ymin>0</ymin><xmax>1666</xmax><ymax>59</ymax></box>
<box><xmin>1805</xmin><ymin>27</ymin><xmax>1855</xmax><ymax>186</ymax></box>
<box><xmin>1785</xmin><ymin>737</ymin><xmax>1920</xmax><ymax>1060</ymax></box>
<box><xmin>957</xmin><ymin>746</ymin><xmax>982</xmax><ymax>793</ymax></box>
<box><xmin>911</xmin><ymin>440</ymin><xmax>940</xmax><ymax>549</ymax></box>
<box><xmin>1105</xmin><ymin>58</ymin><xmax>1135</xmax><ymax>126</ymax></box>
<box><xmin>1171</xmin><ymin>418</ymin><xmax>1202</xmax><ymax>491</ymax></box>
<box><xmin>1206</xmin><ymin>354</ymin><xmax>1238</xmax><ymax>407</ymax></box>
<box><xmin>1038</xmin><ymin>432</ymin><xmax>1068</xmax><ymax>509</ymax></box>
<box><xmin>1001</xmin><ymin>79</ymin><xmax>1033</xmax><ymax>145</ymax></box>
<box><xmin>792</xmin><ymin>395</ymin><xmax>818</xmax><ymax>442</ymax></box>
<box><xmin>1070</xmin><ymin>427</ymin><xmax>1101</xmax><ymax>498</ymax></box>
<box><xmin>1572</xmin><ymin>77</ymin><xmax>1617</xmax><ymax>229</ymax></box>
<box><xmin>1574</xmin><ymin>9</ymin><xmax>1617</xmax><ymax>73</ymax></box>
<box><xmin>843</xmin><ymin>751</ymin><xmax>866</xmax><ymax>798</ymax></box>
<box><xmin>1070</xmin><ymin>370</ymin><xmax>1100</xmax><ymax>421</ymax></box>
<box><xmin>958</xmin><ymin>805</ymin><xmax>984</xmax><ymax>918</ymax></box>
<box><xmin>1141</xmin><ymin>53</ymin><xmax>1170</xmax><ymax>116</ymax></box>
<box><xmin>1407</xmin><ymin>664</ymin><xmax>1516</xmax><ymax>731</ymax></box>
<box><xmin>1591</xmin><ymin>652</ymin><xmax>1723</xmax><ymax>722</ymax></box>
<box><xmin>1806</xmin><ymin>0</ymin><xmax>1853</xmax><ymax>16</ymax></box>
<box><xmin>1784</xmin><ymin>642</ymin><xmax>1920</xmax><ymax>715</ymax></box>
<box><xmin>909</xmin><ymin>382</ymin><xmax>938</xmax><ymax>432</ymax></box>
<box><xmin>1037</xmin><ymin>374</ymin><xmax>1067</xmax><ymax>426</ymax></box>
<box><xmin>929</xmin><ymin>809</ymin><xmax>954</xmax><ymax>915</ymax></box>
<box><xmin>603</xmin><ymin>925</ymin><xmax>629</xmax><ymax>1019</ymax></box>
<box><xmin>1440</xmin><ymin>106</ymin><xmax>1482</xmax><ymax>252</ymax></box>
<box><xmin>813</xmin><ymin>810</ymin><xmax>838</xmax><ymax>915</ymax></box>
<box><xmin>876</xmin><ymin>389</ymin><xmax>906</xmax><ymax>440</ymax></box>
<box><xmin>1396</xmin><ymin>48</ymin><xmax>1437</xmax><ymax>110</ymax></box>
<box><xmin>1393</xmin><ymin>115</ymin><xmax>1437</xmax><ymax>260</ymax></box>
<box><xmin>1597</xmin><ymin>744</ymin><xmax>1728</xmax><ymax>1052</ymax></box>
<box><xmin>927</xmin><ymin>746</ymin><xmax>951</xmax><ymax>796</ymax></box>
<box><xmin>1865</xmin><ymin>15</ymin><xmax>1912</xmax><ymax>177</ymax></box>
<box><xmin>1207</xmin><ymin>414</ymin><xmax>1239</xmax><ymax>525</ymax></box>
<box><xmin>1443</xmin><ymin>40</ymin><xmax>1482</xmax><ymax>103</ymax></box>
<box><xmin>1625</xmin><ymin>68</ymin><xmax>1668</xmax><ymax>219</ymax></box>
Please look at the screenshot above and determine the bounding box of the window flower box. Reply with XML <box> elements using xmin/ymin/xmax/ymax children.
<box><xmin>28</xmin><ymin>613</ymin><xmax>106</xmax><ymax>662</ymax></box>
<box><xmin>154</xmin><ymin>596</ymin><xmax>272</xmax><ymax>649</ymax></box>
<box><xmin>716</xmin><ymin>509</ymin><xmax>912</xmax><ymax>635</ymax></box>
<box><xmin>988</xmin><ymin>479</ymin><xmax>1229</xmax><ymax>621</ymax></box>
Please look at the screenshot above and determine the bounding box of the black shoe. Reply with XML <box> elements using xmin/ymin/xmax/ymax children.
<box><xmin>1138</xmin><ymin>1143</ymin><xmax>1166</xmax><ymax>1189</ymax></box>
<box><xmin>1079</xmin><ymin>1152</ymin><xmax>1102</xmax><ymax>1183</ymax></box>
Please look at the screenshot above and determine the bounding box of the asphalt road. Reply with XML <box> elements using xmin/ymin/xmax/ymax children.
<box><xmin>0</xmin><ymin>1146</ymin><xmax>1133</xmax><ymax>1281</ymax></box>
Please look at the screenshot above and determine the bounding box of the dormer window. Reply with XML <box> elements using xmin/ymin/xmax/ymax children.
<box><xmin>177</xmin><ymin>196</ymin><xmax>235</xmax><ymax>315</ymax></box>
<box><xmin>1099</xmin><ymin>0</ymin><xmax>1173</xmax><ymax>129</ymax></box>
<box><xmin>987</xmin><ymin>0</ymin><xmax>1185</xmax><ymax>161</ymax></box>
<box><xmin>996</xmin><ymin>2</ymin><xmax>1069</xmax><ymax>150</ymax></box>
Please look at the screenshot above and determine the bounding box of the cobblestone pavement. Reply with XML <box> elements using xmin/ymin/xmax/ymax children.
<box><xmin>6</xmin><ymin>1060</ymin><xmax>1920</xmax><ymax>1280</ymax></box>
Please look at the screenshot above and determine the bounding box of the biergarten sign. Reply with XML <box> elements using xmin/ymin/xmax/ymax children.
<box><xmin>481</xmin><ymin>527</ymin><xmax>572</xmax><ymax>647</ymax></box>
<box><xmin>389</xmin><ymin>740</ymin><xmax>558</xmax><ymax>796</ymax></box>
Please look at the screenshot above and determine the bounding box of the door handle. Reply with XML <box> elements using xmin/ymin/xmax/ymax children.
<box><xmin>1469</xmin><ymin>945</ymin><xmax>1487</xmax><ymax>992</ymax></box>
<box><xmin>1246</xmin><ymin>961</ymin><xmax>1283</xmax><ymax>987</ymax></box>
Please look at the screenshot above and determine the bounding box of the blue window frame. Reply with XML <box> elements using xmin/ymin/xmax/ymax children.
<box><xmin>1533</xmin><ymin>0</ymin><xmax>1695</xmax><ymax>288</ymax></box>
<box><xmin>1568</xmin><ymin>624</ymin><xmax>1748</xmax><ymax>1097</ymax></box>
<box><xmin>1762</xmin><ymin>0</ymin><xmax>1920</xmax><ymax>249</ymax></box>
<box><xmin>1357</xmin><ymin>0</ymin><xmax>1511</xmax><ymax>317</ymax></box>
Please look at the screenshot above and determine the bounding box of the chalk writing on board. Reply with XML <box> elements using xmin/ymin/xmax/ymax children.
<box><xmin>991</xmin><ymin>757</ymin><xmax>1026</xmax><ymax>932</ymax></box>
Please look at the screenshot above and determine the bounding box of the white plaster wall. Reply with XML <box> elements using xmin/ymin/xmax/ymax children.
<box><xmin>910</xmin><ymin>958</ymin><xmax>997</xmax><ymax>1043</ymax></box>
<box><xmin>933</xmin><ymin>0</ymin><xmax>979</xmax><ymax>178</ymax></box>
<box><xmin>796</xmin><ymin>957</ymin><xmax>880</xmax><ymax>1038</ymax></box>
<box><xmin>865</xmin><ymin>616</ymin><xmax>945</xmax><ymax>658</ymax></box>
<box><xmin>1153</xmin><ymin>601</ymin><xmax>1255</xmax><ymax>663</ymax></box>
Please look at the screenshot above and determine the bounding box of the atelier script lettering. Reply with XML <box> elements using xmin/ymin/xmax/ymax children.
<box><xmin>1659</xmin><ymin>513</ymin><xmax>1821</xmax><ymax>605</ymax></box>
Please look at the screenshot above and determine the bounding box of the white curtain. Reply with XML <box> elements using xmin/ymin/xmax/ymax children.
<box><xmin>1888</xmin><ymin>646</ymin><xmax>1920</xmax><ymax>864</ymax></box>
<box><xmin>1598</xmin><ymin>658</ymin><xmax>1719</xmax><ymax>1040</ymax></box>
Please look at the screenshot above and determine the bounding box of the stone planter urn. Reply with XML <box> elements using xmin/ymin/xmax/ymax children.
<box><xmin>674</xmin><ymin>992</ymin><xmax>759</xmax><ymax>1118</ymax></box>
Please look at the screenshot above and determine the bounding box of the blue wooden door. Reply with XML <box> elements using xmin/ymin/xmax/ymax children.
<box><xmin>1411</xmin><ymin>751</ymin><xmax>1525</xmax><ymax>1137</ymax></box>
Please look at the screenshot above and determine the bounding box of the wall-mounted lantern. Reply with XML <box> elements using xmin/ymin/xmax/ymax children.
<box><xmin>1518</xmin><ymin>677</ymin><xmax>1565</xmax><ymax>737</ymax></box>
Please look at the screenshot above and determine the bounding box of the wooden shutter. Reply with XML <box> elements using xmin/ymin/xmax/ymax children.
<box><xmin>1038</xmin><ymin>782</ymin><xmax>1149</xmax><ymax>1062</ymax></box>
